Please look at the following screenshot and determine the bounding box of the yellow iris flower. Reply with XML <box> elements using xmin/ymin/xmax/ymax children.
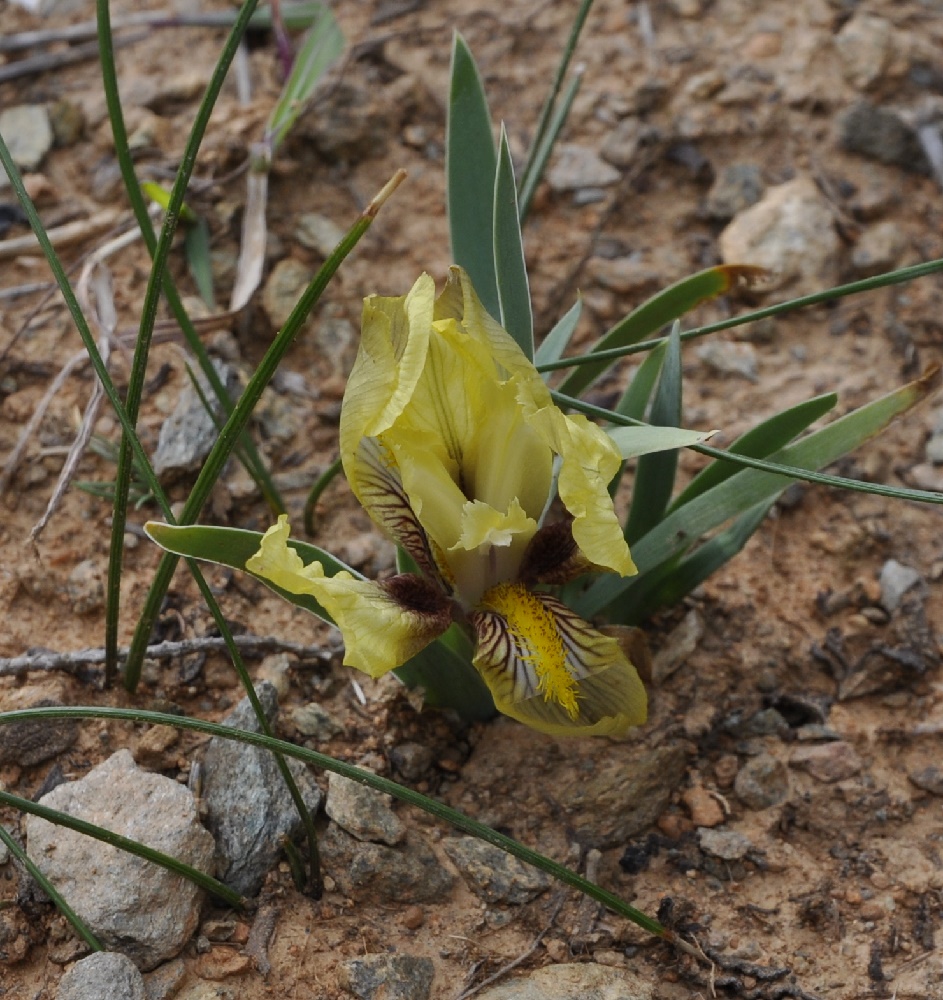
<box><xmin>248</xmin><ymin>267</ymin><xmax>647</xmax><ymax>737</ymax></box>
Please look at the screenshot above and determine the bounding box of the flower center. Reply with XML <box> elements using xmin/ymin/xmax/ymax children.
<box><xmin>479</xmin><ymin>583</ymin><xmax>579</xmax><ymax>718</ymax></box>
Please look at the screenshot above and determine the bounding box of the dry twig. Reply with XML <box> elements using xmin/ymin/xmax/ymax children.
<box><xmin>0</xmin><ymin>635</ymin><xmax>335</xmax><ymax>678</ymax></box>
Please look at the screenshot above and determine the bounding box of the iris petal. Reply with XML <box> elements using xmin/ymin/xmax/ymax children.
<box><xmin>247</xmin><ymin>516</ymin><xmax>451</xmax><ymax>677</ymax></box>
<box><xmin>470</xmin><ymin>585</ymin><xmax>648</xmax><ymax>738</ymax></box>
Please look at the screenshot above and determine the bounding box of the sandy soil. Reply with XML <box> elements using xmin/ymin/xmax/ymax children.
<box><xmin>1</xmin><ymin>0</ymin><xmax>942</xmax><ymax>998</ymax></box>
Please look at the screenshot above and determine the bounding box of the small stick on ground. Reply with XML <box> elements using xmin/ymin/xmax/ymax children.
<box><xmin>455</xmin><ymin>896</ymin><xmax>565</xmax><ymax>1000</ymax></box>
<box><xmin>0</xmin><ymin>635</ymin><xmax>335</xmax><ymax>678</ymax></box>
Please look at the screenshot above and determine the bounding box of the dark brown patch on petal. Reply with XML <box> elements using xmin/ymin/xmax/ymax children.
<box><xmin>381</xmin><ymin>574</ymin><xmax>453</xmax><ymax>633</ymax></box>
<box><xmin>518</xmin><ymin>520</ymin><xmax>591</xmax><ymax>586</ymax></box>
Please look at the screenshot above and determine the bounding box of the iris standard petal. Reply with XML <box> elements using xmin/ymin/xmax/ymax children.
<box><xmin>247</xmin><ymin>516</ymin><xmax>451</xmax><ymax>677</ymax></box>
<box><xmin>527</xmin><ymin>406</ymin><xmax>636</xmax><ymax>578</ymax></box>
<box><xmin>435</xmin><ymin>267</ymin><xmax>634</xmax><ymax>579</ymax></box>
<box><xmin>470</xmin><ymin>583</ymin><xmax>648</xmax><ymax>738</ymax></box>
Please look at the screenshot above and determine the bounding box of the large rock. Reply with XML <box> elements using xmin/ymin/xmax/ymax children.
<box><xmin>476</xmin><ymin>963</ymin><xmax>653</xmax><ymax>1000</ymax></box>
<box><xmin>326</xmin><ymin>772</ymin><xmax>405</xmax><ymax>846</ymax></box>
<box><xmin>338</xmin><ymin>955</ymin><xmax>435</xmax><ymax>1000</ymax></box>
<box><xmin>200</xmin><ymin>682</ymin><xmax>323</xmax><ymax>896</ymax></box>
<box><xmin>320</xmin><ymin>826</ymin><xmax>454</xmax><ymax>904</ymax></box>
<box><xmin>443</xmin><ymin>836</ymin><xmax>551</xmax><ymax>905</ymax></box>
<box><xmin>553</xmin><ymin>745</ymin><xmax>687</xmax><ymax>848</ymax></box>
<box><xmin>57</xmin><ymin>952</ymin><xmax>146</xmax><ymax>1000</ymax></box>
<box><xmin>719</xmin><ymin>177</ymin><xmax>840</xmax><ymax>296</ymax></box>
<box><xmin>25</xmin><ymin>750</ymin><xmax>214</xmax><ymax>970</ymax></box>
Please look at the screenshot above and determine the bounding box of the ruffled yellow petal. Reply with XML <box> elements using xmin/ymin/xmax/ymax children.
<box><xmin>433</xmin><ymin>267</ymin><xmax>633</xmax><ymax>579</ymax></box>
<box><xmin>340</xmin><ymin>274</ymin><xmax>435</xmax><ymax>542</ymax></box>
<box><xmin>450</xmin><ymin>498</ymin><xmax>536</xmax><ymax>553</ymax></box>
<box><xmin>247</xmin><ymin>516</ymin><xmax>450</xmax><ymax>677</ymax></box>
<box><xmin>470</xmin><ymin>585</ymin><xmax>647</xmax><ymax>738</ymax></box>
<box><xmin>527</xmin><ymin>405</ymin><xmax>636</xmax><ymax>578</ymax></box>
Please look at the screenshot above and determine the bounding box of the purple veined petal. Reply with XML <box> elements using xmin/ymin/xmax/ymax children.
<box><xmin>350</xmin><ymin>435</ymin><xmax>449</xmax><ymax>589</ymax></box>
<box><xmin>470</xmin><ymin>585</ymin><xmax>648</xmax><ymax>738</ymax></box>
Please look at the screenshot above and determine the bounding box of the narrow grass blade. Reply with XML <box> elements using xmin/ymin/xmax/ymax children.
<box><xmin>518</xmin><ymin>0</ymin><xmax>594</xmax><ymax>219</ymax></box>
<box><xmin>538</xmin><ymin>257</ymin><xmax>943</xmax><ymax>377</ymax></box>
<box><xmin>447</xmin><ymin>33</ymin><xmax>499</xmax><ymax>318</ymax></box>
<box><xmin>123</xmin><ymin>170</ymin><xmax>406</xmax><ymax>690</ymax></box>
<box><xmin>267</xmin><ymin>4</ymin><xmax>343</xmax><ymax>150</ymax></box>
<box><xmin>553</xmin><ymin>265</ymin><xmax>767</xmax><ymax>395</ymax></box>
<box><xmin>0</xmin><ymin>128</ymin><xmax>322</xmax><ymax>894</ymax></box>
<box><xmin>493</xmin><ymin>125</ymin><xmax>533</xmax><ymax>358</ymax></box>
<box><xmin>97</xmin><ymin>0</ymin><xmax>264</xmax><ymax>680</ymax></box>
<box><xmin>229</xmin><ymin>153</ymin><xmax>269</xmax><ymax>312</ymax></box>
<box><xmin>304</xmin><ymin>454</ymin><xmax>343</xmax><ymax>535</ymax></box>
<box><xmin>670</xmin><ymin>392</ymin><xmax>838</xmax><ymax>511</ymax></box>
<box><xmin>0</xmin><ymin>789</ymin><xmax>245</xmax><ymax>908</ymax></box>
<box><xmin>615</xmin><ymin>340</ymin><xmax>667</xmax><ymax>421</ymax></box>
<box><xmin>0</xmin><ymin>706</ymin><xmax>676</xmax><ymax>944</ymax></box>
<box><xmin>624</xmin><ymin>323</ymin><xmax>682</xmax><ymax>544</ymax></box>
<box><xmin>185</xmin><ymin>216</ymin><xmax>215</xmax><ymax>309</ymax></box>
<box><xmin>534</xmin><ymin>296</ymin><xmax>581</xmax><ymax>371</ymax></box>
<box><xmin>617</xmin><ymin>499</ymin><xmax>776</xmax><ymax>625</ymax></box>
<box><xmin>518</xmin><ymin>70</ymin><xmax>581</xmax><ymax>222</ymax></box>
<box><xmin>604</xmin><ymin>341</ymin><xmax>667</xmax><ymax>501</ymax></box>
<box><xmin>97</xmin><ymin>2</ymin><xmax>281</xmax><ymax>521</ymax></box>
<box><xmin>576</xmin><ymin>368</ymin><xmax>939</xmax><ymax>618</ymax></box>
<box><xmin>0</xmin><ymin>822</ymin><xmax>103</xmax><ymax>951</ymax></box>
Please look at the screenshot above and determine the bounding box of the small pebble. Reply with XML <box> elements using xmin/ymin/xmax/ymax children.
<box><xmin>682</xmin><ymin>785</ymin><xmax>725</xmax><ymax>827</ymax></box>
<box><xmin>791</xmin><ymin>742</ymin><xmax>863</xmax><ymax>783</ymax></box>
<box><xmin>734</xmin><ymin>753</ymin><xmax>790</xmax><ymax>810</ymax></box>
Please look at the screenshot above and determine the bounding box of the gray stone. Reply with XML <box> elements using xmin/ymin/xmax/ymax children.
<box><xmin>261</xmin><ymin>257</ymin><xmax>311</xmax><ymax>330</ymax></box>
<box><xmin>851</xmin><ymin>221</ymin><xmax>907</xmax><ymax>278</ymax></box>
<box><xmin>791</xmin><ymin>742</ymin><xmax>863</xmax><ymax>783</ymax></box>
<box><xmin>339</xmin><ymin>954</ymin><xmax>434</xmax><ymax>1000</ymax></box>
<box><xmin>0</xmin><ymin>694</ymin><xmax>77</xmax><ymax>767</ymax></box>
<box><xmin>443</xmin><ymin>836</ymin><xmax>551</xmax><ymax>905</ymax></box>
<box><xmin>743</xmin><ymin>708</ymin><xmax>789</xmax><ymax>737</ymax></box>
<box><xmin>734</xmin><ymin>753</ymin><xmax>790</xmax><ymax>810</ymax></box>
<box><xmin>719</xmin><ymin>177</ymin><xmax>840</xmax><ymax>296</ymax></box>
<box><xmin>475</xmin><ymin>962</ymin><xmax>653</xmax><ymax>1000</ymax></box>
<box><xmin>289</xmin><ymin>702</ymin><xmax>344</xmax><ymax>739</ymax></box>
<box><xmin>26</xmin><ymin>750</ymin><xmax>214</xmax><ymax>970</ymax></box>
<box><xmin>152</xmin><ymin>360</ymin><xmax>242</xmax><ymax>477</ymax></box>
<box><xmin>548</xmin><ymin>144</ymin><xmax>621</xmax><ymax>192</ymax></box>
<box><xmin>57</xmin><ymin>952</ymin><xmax>146</xmax><ymax>1000</ymax></box>
<box><xmin>697</xmin><ymin>827</ymin><xmax>754</xmax><ymax>861</ymax></box>
<box><xmin>321</xmin><ymin>825</ymin><xmax>453</xmax><ymax>903</ymax></box>
<box><xmin>837</xmin><ymin>101</ymin><xmax>928</xmax><ymax>172</ymax></box>
<box><xmin>200</xmin><ymin>682</ymin><xmax>323</xmax><ymax>896</ymax></box>
<box><xmin>835</xmin><ymin>14</ymin><xmax>896</xmax><ymax>90</ymax></box>
<box><xmin>142</xmin><ymin>957</ymin><xmax>187</xmax><ymax>1000</ymax></box>
<box><xmin>600</xmin><ymin>119</ymin><xmax>659</xmax><ymax>170</ymax></box>
<box><xmin>705</xmin><ymin>163</ymin><xmax>764</xmax><ymax>222</ymax></box>
<box><xmin>652</xmin><ymin>609</ymin><xmax>704</xmax><ymax>684</ymax></box>
<box><xmin>389</xmin><ymin>741</ymin><xmax>434</xmax><ymax>781</ymax></box>
<box><xmin>925</xmin><ymin>408</ymin><xmax>943</xmax><ymax>465</ymax></box>
<box><xmin>67</xmin><ymin>558</ymin><xmax>105</xmax><ymax>614</ymax></box>
<box><xmin>326</xmin><ymin>772</ymin><xmax>405</xmax><ymax>846</ymax></box>
<box><xmin>696</xmin><ymin>340</ymin><xmax>758</xmax><ymax>382</ymax></box>
<box><xmin>909</xmin><ymin>765</ymin><xmax>943</xmax><ymax>796</ymax></box>
<box><xmin>0</xmin><ymin>105</ymin><xmax>53</xmax><ymax>172</ymax></box>
<box><xmin>588</xmin><ymin>257</ymin><xmax>662</xmax><ymax>297</ymax></box>
<box><xmin>554</xmin><ymin>745</ymin><xmax>688</xmax><ymax>848</ymax></box>
<box><xmin>295</xmin><ymin>212</ymin><xmax>345</xmax><ymax>257</ymax></box>
<box><xmin>879</xmin><ymin>559</ymin><xmax>922</xmax><ymax>613</ymax></box>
